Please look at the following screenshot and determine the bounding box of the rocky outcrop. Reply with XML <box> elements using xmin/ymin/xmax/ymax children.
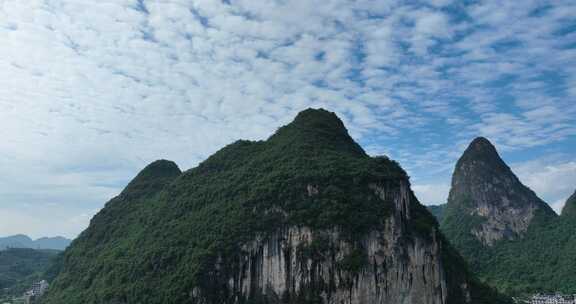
<box><xmin>192</xmin><ymin>181</ymin><xmax>472</xmax><ymax>304</ymax></box>
<box><xmin>207</xmin><ymin>227</ymin><xmax>447</xmax><ymax>304</ymax></box>
<box><xmin>438</xmin><ymin>140</ymin><xmax>576</xmax><ymax>296</ymax></box>
<box><xmin>443</xmin><ymin>137</ymin><xmax>554</xmax><ymax>246</ymax></box>
<box><xmin>470</xmin><ymin>202</ymin><xmax>537</xmax><ymax>246</ymax></box>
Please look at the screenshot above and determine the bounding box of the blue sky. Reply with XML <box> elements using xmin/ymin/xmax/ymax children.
<box><xmin>0</xmin><ymin>0</ymin><xmax>575</xmax><ymax>238</ymax></box>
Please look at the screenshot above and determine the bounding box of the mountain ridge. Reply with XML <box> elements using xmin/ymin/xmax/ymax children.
<box><xmin>43</xmin><ymin>109</ymin><xmax>509</xmax><ymax>304</ymax></box>
<box><xmin>0</xmin><ymin>235</ymin><xmax>71</xmax><ymax>251</ymax></box>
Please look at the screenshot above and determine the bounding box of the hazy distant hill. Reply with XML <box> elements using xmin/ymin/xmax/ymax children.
<box><xmin>0</xmin><ymin>235</ymin><xmax>71</xmax><ymax>251</ymax></box>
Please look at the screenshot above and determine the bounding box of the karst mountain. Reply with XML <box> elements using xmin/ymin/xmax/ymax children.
<box><xmin>440</xmin><ymin>137</ymin><xmax>576</xmax><ymax>295</ymax></box>
<box><xmin>42</xmin><ymin>109</ymin><xmax>508</xmax><ymax>304</ymax></box>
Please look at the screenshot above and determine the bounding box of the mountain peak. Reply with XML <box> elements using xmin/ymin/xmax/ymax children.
<box><xmin>469</xmin><ymin>136</ymin><xmax>497</xmax><ymax>151</ymax></box>
<box><xmin>142</xmin><ymin>159</ymin><xmax>180</xmax><ymax>174</ymax></box>
<box><xmin>121</xmin><ymin>160</ymin><xmax>181</xmax><ymax>200</ymax></box>
<box><xmin>283</xmin><ymin>108</ymin><xmax>350</xmax><ymax>139</ymax></box>
<box><xmin>44</xmin><ymin>108</ymin><xmax>507</xmax><ymax>304</ymax></box>
<box><xmin>291</xmin><ymin>108</ymin><xmax>345</xmax><ymax>127</ymax></box>
<box><xmin>269</xmin><ymin>108</ymin><xmax>366</xmax><ymax>156</ymax></box>
<box><xmin>444</xmin><ymin>137</ymin><xmax>555</xmax><ymax>246</ymax></box>
<box><xmin>459</xmin><ymin>137</ymin><xmax>504</xmax><ymax>168</ymax></box>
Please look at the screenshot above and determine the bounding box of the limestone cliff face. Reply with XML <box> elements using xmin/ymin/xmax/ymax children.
<box><xmin>443</xmin><ymin>137</ymin><xmax>555</xmax><ymax>246</ymax></box>
<box><xmin>192</xmin><ymin>181</ymin><xmax>472</xmax><ymax>304</ymax></box>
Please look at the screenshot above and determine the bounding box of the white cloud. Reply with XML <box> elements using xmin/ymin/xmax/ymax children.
<box><xmin>551</xmin><ymin>199</ymin><xmax>568</xmax><ymax>215</ymax></box>
<box><xmin>426</xmin><ymin>0</ymin><xmax>453</xmax><ymax>8</ymax></box>
<box><xmin>412</xmin><ymin>183</ymin><xmax>451</xmax><ymax>205</ymax></box>
<box><xmin>0</xmin><ymin>206</ymin><xmax>98</xmax><ymax>239</ymax></box>
<box><xmin>410</xmin><ymin>11</ymin><xmax>452</xmax><ymax>55</ymax></box>
<box><xmin>470</xmin><ymin>110</ymin><xmax>576</xmax><ymax>151</ymax></box>
<box><xmin>0</xmin><ymin>0</ymin><xmax>574</xmax><ymax>237</ymax></box>
<box><xmin>512</xmin><ymin>159</ymin><xmax>576</xmax><ymax>212</ymax></box>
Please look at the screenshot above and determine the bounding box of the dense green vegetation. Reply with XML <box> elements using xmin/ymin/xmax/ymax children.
<box><xmin>440</xmin><ymin>196</ymin><xmax>492</xmax><ymax>271</ymax></box>
<box><xmin>476</xmin><ymin>211</ymin><xmax>575</xmax><ymax>295</ymax></box>
<box><xmin>442</xmin><ymin>204</ymin><xmax>576</xmax><ymax>295</ymax></box>
<box><xmin>43</xmin><ymin>109</ymin><xmax>508</xmax><ymax>304</ymax></box>
<box><xmin>440</xmin><ymin>210</ymin><xmax>576</xmax><ymax>296</ymax></box>
<box><xmin>0</xmin><ymin>248</ymin><xmax>59</xmax><ymax>298</ymax></box>
<box><xmin>438</xmin><ymin>234</ymin><xmax>510</xmax><ymax>304</ymax></box>
<box><xmin>426</xmin><ymin>204</ymin><xmax>445</xmax><ymax>222</ymax></box>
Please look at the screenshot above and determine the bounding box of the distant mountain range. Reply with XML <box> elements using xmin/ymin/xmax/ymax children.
<box><xmin>0</xmin><ymin>235</ymin><xmax>71</xmax><ymax>251</ymax></box>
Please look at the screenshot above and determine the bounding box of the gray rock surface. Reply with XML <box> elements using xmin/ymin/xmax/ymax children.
<box><xmin>193</xmin><ymin>181</ymin><xmax>472</xmax><ymax>304</ymax></box>
<box><xmin>445</xmin><ymin>137</ymin><xmax>555</xmax><ymax>246</ymax></box>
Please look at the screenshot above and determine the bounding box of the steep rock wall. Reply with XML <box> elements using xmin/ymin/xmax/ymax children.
<box><xmin>193</xmin><ymin>181</ymin><xmax>467</xmax><ymax>304</ymax></box>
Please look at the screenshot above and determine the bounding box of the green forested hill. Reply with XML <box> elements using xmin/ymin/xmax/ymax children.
<box><xmin>441</xmin><ymin>207</ymin><xmax>576</xmax><ymax>295</ymax></box>
<box><xmin>43</xmin><ymin>109</ymin><xmax>508</xmax><ymax>304</ymax></box>
<box><xmin>0</xmin><ymin>248</ymin><xmax>59</xmax><ymax>297</ymax></box>
<box><xmin>470</xmin><ymin>214</ymin><xmax>576</xmax><ymax>294</ymax></box>
<box><xmin>434</xmin><ymin>214</ymin><xmax>576</xmax><ymax>295</ymax></box>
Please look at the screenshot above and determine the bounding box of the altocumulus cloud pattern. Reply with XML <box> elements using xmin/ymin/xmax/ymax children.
<box><xmin>0</xmin><ymin>0</ymin><xmax>575</xmax><ymax>237</ymax></box>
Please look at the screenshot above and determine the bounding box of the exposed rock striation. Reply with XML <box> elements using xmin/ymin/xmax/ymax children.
<box><xmin>193</xmin><ymin>181</ymin><xmax>453</xmax><ymax>304</ymax></box>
